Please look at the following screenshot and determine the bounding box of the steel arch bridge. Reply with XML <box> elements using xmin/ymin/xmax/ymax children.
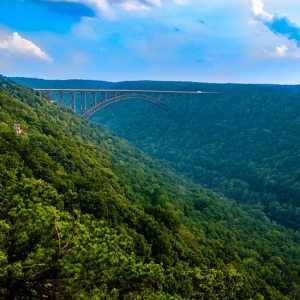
<box><xmin>35</xmin><ymin>88</ymin><xmax>214</xmax><ymax>118</ymax></box>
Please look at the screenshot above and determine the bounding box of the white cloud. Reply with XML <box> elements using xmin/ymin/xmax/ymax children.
<box><xmin>275</xmin><ymin>44</ymin><xmax>288</xmax><ymax>57</ymax></box>
<box><xmin>262</xmin><ymin>44</ymin><xmax>294</xmax><ymax>58</ymax></box>
<box><xmin>172</xmin><ymin>0</ymin><xmax>188</xmax><ymax>4</ymax></box>
<box><xmin>250</xmin><ymin>0</ymin><xmax>272</xmax><ymax>21</ymax></box>
<box><xmin>88</xmin><ymin>0</ymin><xmax>114</xmax><ymax>17</ymax></box>
<box><xmin>44</xmin><ymin>0</ymin><xmax>185</xmax><ymax>17</ymax></box>
<box><xmin>44</xmin><ymin>0</ymin><xmax>114</xmax><ymax>18</ymax></box>
<box><xmin>250</xmin><ymin>0</ymin><xmax>300</xmax><ymax>53</ymax></box>
<box><xmin>118</xmin><ymin>1</ymin><xmax>154</xmax><ymax>11</ymax></box>
<box><xmin>0</xmin><ymin>32</ymin><xmax>52</xmax><ymax>61</ymax></box>
<box><xmin>144</xmin><ymin>0</ymin><xmax>162</xmax><ymax>7</ymax></box>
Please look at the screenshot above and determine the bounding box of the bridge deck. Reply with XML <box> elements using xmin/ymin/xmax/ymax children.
<box><xmin>34</xmin><ymin>88</ymin><xmax>216</xmax><ymax>94</ymax></box>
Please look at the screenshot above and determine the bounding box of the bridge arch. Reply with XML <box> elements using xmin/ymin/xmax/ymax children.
<box><xmin>81</xmin><ymin>93</ymin><xmax>168</xmax><ymax>118</ymax></box>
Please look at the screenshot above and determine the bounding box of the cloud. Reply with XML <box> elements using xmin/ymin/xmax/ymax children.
<box><xmin>0</xmin><ymin>32</ymin><xmax>52</xmax><ymax>61</ymax></box>
<box><xmin>41</xmin><ymin>0</ymin><xmax>114</xmax><ymax>18</ymax></box>
<box><xmin>172</xmin><ymin>0</ymin><xmax>187</xmax><ymax>4</ymax></box>
<box><xmin>43</xmin><ymin>1</ymin><xmax>96</xmax><ymax>19</ymax></box>
<box><xmin>117</xmin><ymin>0</ymin><xmax>161</xmax><ymax>12</ymax></box>
<box><xmin>250</xmin><ymin>0</ymin><xmax>272</xmax><ymax>22</ymax></box>
<box><xmin>251</xmin><ymin>0</ymin><xmax>300</xmax><ymax>46</ymax></box>
<box><xmin>275</xmin><ymin>44</ymin><xmax>288</xmax><ymax>57</ymax></box>
<box><xmin>261</xmin><ymin>44</ymin><xmax>300</xmax><ymax>59</ymax></box>
<box><xmin>41</xmin><ymin>0</ymin><xmax>185</xmax><ymax>17</ymax></box>
<box><xmin>144</xmin><ymin>0</ymin><xmax>162</xmax><ymax>6</ymax></box>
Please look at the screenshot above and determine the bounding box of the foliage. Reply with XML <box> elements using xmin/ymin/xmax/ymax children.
<box><xmin>0</xmin><ymin>75</ymin><xmax>299</xmax><ymax>299</ymax></box>
<box><xmin>88</xmin><ymin>82</ymin><xmax>300</xmax><ymax>228</ymax></box>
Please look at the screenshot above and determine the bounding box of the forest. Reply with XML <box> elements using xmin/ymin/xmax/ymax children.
<box><xmin>91</xmin><ymin>81</ymin><xmax>300</xmax><ymax>229</ymax></box>
<box><xmin>3</xmin><ymin>76</ymin><xmax>300</xmax><ymax>299</ymax></box>
<box><xmin>14</xmin><ymin>77</ymin><xmax>300</xmax><ymax>228</ymax></box>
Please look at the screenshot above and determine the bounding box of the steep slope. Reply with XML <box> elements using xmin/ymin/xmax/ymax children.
<box><xmin>1</xmin><ymin>76</ymin><xmax>300</xmax><ymax>299</ymax></box>
<box><xmin>14</xmin><ymin>77</ymin><xmax>300</xmax><ymax>229</ymax></box>
<box><xmin>86</xmin><ymin>82</ymin><xmax>300</xmax><ymax>228</ymax></box>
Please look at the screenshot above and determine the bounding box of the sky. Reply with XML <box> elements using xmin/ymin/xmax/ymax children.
<box><xmin>0</xmin><ymin>0</ymin><xmax>300</xmax><ymax>83</ymax></box>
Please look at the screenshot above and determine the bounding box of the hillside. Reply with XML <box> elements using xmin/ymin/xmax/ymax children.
<box><xmin>93</xmin><ymin>85</ymin><xmax>300</xmax><ymax>230</ymax></box>
<box><xmin>90</xmin><ymin>82</ymin><xmax>300</xmax><ymax>229</ymax></box>
<box><xmin>13</xmin><ymin>77</ymin><xmax>300</xmax><ymax>228</ymax></box>
<box><xmin>3</xmin><ymin>76</ymin><xmax>300</xmax><ymax>299</ymax></box>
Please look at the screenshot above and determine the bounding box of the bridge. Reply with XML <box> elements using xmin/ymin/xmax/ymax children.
<box><xmin>35</xmin><ymin>88</ymin><xmax>216</xmax><ymax>118</ymax></box>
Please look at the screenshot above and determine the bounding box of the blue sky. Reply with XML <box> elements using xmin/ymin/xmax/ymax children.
<box><xmin>0</xmin><ymin>0</ymin><xmax>300</xmax><ymax>83</ymax></box>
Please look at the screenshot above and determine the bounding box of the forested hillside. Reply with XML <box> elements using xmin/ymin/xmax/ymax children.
<box><xmin>15</xmin><ymin>77</ymin><xmax>300</xmax><ymax>229</ymax></box>
<box><xmin>88</xmin><ymin>82</ymin><xmax>300</xmax><ymax>229</ymax></box>
<box><xmin>5</xmin><ymin>76</ymin><xmax>300</xmax><ymax>299</ymax></box>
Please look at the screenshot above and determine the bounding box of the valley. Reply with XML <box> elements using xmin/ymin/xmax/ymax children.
<box><xmin>2</xmin><ymin>76</ymin><xmax>299</xmax><ymax>298</ymax></box>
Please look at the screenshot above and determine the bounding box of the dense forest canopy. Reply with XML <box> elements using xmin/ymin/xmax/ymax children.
<box><xmin>5</xmin><ymin>76</ymin><xmax>300</xmax><ymax>299</ymax></box>
<box><xmin>95</xmin><ymin>82</ymin><xmax>300</xmax><ymax>228</ymax></box>
<box><xmin>13</xmin><ymin>77</ymin><xmax>300</xmax><ymax>228</ymax></box>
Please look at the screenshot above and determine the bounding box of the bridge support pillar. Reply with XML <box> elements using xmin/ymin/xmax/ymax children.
<box><xmin>80</xmin><ymin>91</ymin><xmax>87</xmax><ymax>115</ymax></box>
<box><xmin>58</xmin><ymin>91</ymin><xmax>64</xmax><ymax>105</ymax></box>
<box><xmin>70</xmin><ymin>92</ymin><xmax>76</xmax><ymax>112</ymax></box>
